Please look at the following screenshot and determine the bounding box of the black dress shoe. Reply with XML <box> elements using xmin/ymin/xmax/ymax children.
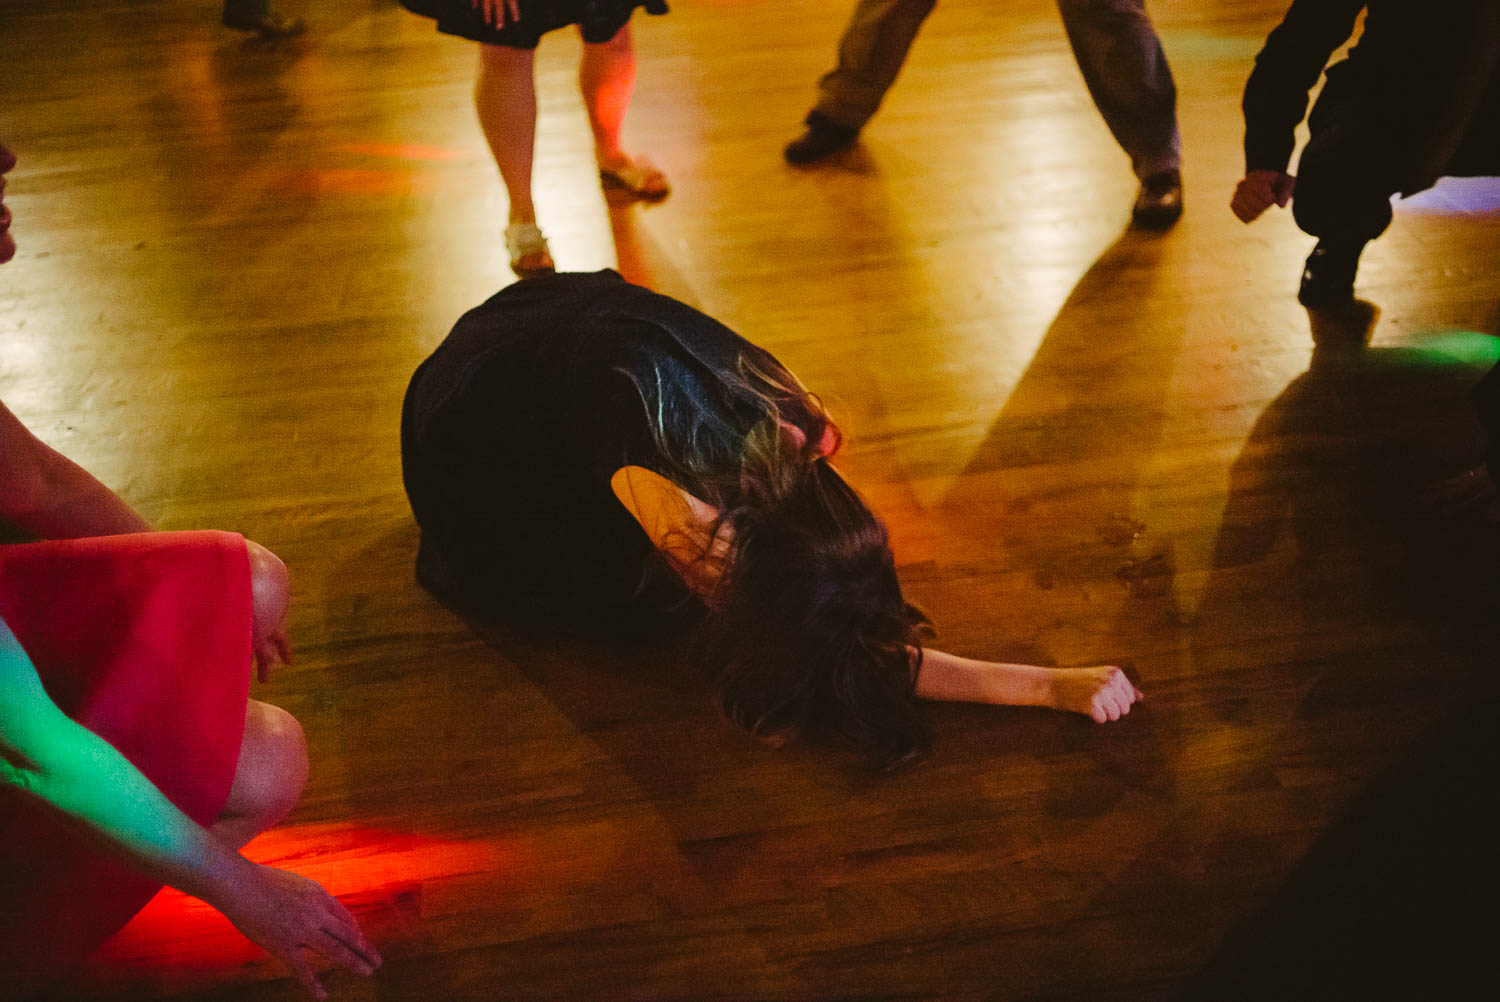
<box><xmin>784</xmin><ymin>112</ymin><xmax>859</xmax><ymax>166</ymax></box>
<box><xmin>222</xmin><ymin>5</ymin><xmax>306</xmax><ymax>37</ymax></box>
<box><xmin>1298</xmin><ymin>238</ymin><xmax>1365</xmax><ymax>308</ymax></box>
<box><xmin>1131</xmin><ymin>170</ymin><xmax>1183</xmax><ymax>229</ymax></box>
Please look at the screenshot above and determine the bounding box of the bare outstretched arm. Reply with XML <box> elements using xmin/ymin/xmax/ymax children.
<box><xmin>914</xmin><ymin>647</ymin><xmax>1143</xmax><ymax>723</ymax></box>
<box><xmin>0</xmin><ymin>399</ymin><xmax>151</xmax><ymax>538</ymax></box>
<box><xmin>611</xmin><ymin>464</ymin><xmax>1146</xmax><ymax>723</ymax></box>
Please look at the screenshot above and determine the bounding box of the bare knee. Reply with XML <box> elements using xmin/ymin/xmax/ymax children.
<box><xmin>221</xmin><ymin>700</ymin><xmax>308</xmax><ymax>840</ymax></box>
<box><xmin>251</xmin><ymin>700</ymin><xmax>309</xmax><ymax>808</ymax></box>
<box><xmin>246</xmin><ymin>539</ymin><xmax>290</xmax><ymax>647</ymax></box>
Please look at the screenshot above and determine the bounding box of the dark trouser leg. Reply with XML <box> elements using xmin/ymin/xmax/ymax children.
<box><xmin>1291</xmin><ymin>76</ymin><xmax>1399</xmax><ymax>244</ymax></box>
<box><xmin>1444</xmin><ymin>65</ymin><xmax>1500</xmax><ymax>179</ymax></box>
<box><xmin>1055</xmin><ymin>0</ymin><xmax>1180</xmax><ymax>180</ymax></box>
<box><xmin>812</xmin><ymin>0</ymin><xmax>939</xmax><ymax>130</ymax></box>
<box><xmin>1290</xmin><ymin>75</ymin><xmax>1401</xmax><ymax>305</ymax></box>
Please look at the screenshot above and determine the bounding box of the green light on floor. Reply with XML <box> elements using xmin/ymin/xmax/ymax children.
<box><xmin>1396</xmin><ymin>331</ymin><xmax>1500</xmax><ymax>368</ymax></box>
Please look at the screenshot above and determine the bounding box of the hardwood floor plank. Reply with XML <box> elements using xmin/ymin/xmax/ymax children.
<box><xmin>3</xmin><ymin>1</ymin><xmax>1498</xmax><ymax>998</ymax></box>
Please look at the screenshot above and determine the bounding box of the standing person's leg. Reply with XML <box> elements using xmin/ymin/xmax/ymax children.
<box><xmin>580</xmin><ymin>24</ymin><xmax>669</xmax><ymax>199</ymax></box>
<box><xmin>786</xmin><ymin>0</ymin><xmax>938</xmax><ymax>164</ymax></box>
<box><xmin>1442</xmin><ymin>62</ymin><xmax>1500</xmax><ymax>181</ymax></box>
<box><xmin>1289</xmin><ymin>74</ymin><xmax>1398</xmax><ymax>306</ymax></box>
<box><xmin>475</xmin><ymin>42</ymin><xmax>554</xmax><ymax>275</ymax></box>
<box><xmin>1055</xmin><ymin>0</ymin><xmax>1182</xmax><ymax>227</ymax></box>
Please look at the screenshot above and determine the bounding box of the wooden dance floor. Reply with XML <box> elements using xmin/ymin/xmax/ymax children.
<box><xmin>4</xmin><ymin>1</ymin><xmax>1499</xmax><ymax>998</ymax></box>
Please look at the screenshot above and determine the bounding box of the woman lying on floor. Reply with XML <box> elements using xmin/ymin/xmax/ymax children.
<box><xmin>401</xmin><ymin>270</ymin><xmax>1142</xmax><ymax>768</ymax></box>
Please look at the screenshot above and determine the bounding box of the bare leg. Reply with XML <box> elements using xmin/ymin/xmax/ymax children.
<box><xmin>580</xmin><ymin>24</ymin><xmax>634</xmax><ymax>166</ymax></box>
<box><xmin>475</xmin><ymin>42</ymin><xmax>554</xmax><ymax>272</ymax></box>
<box><xmin>580</xmin><ymin>25</ymin><xmax>668</xmax><ymax>197</ymax></box>
<box><xmin>213</xmin><ymin>699</ymin><xmax>308</xmax><ymax>849</ymax></box>
<box><xmin>214</xmin><ymin>541</ymin><xmax>305</xmax><ymax>848</ymax></box>
<box><xmin>246</xmin><ymin>539</ymin><xmax>290</xmax><ymax>677</ymax></box>
<box><xmin>475</xmin><ymin>42</ymin><xmax>540</xmax><ymax>226</ymax></box>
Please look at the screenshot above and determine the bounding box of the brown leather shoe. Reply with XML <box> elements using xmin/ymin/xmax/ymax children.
<box><xmin>1131</xmin><ymin>170</ymin><xmax>1183</xmax><ymax>230</ymax></box>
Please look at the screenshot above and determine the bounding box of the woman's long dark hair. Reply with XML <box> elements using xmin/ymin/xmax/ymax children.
<box><xmin>620</xmin><ymin>345</ymin><xmax>934</xmax><ymax>769</ymax></box>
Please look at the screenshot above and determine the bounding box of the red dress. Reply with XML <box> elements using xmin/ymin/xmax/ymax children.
<box><xmin>0</xmin><ymin>530</ymin><xmax>253</xmax><ymax>988</ymax></box>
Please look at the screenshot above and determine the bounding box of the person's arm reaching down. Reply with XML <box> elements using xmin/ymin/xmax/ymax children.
<box><xmin>0</xmin><ymin>620</ymin><xmax>378</xmax><ymax>998</ymax></box>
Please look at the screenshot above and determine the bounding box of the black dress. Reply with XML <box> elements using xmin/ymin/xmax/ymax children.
<box><xmin>399</xmin><ymin>0</ymin><xmax>668</xmax><ymax>49</ymax></box>
<box><xmin>400</xmin><ymin>271</ymin><xmax>819</xmax><ymax>634</ymax></box>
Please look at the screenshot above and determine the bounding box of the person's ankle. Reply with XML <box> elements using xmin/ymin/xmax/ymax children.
<box><xmin>1298</xmin><ymin>237</ymin><xmax>1364</xmax><ymax>307</ymax></box>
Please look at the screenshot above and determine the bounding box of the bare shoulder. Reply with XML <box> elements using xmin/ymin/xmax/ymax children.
<box><xmin>0</xmin><ymin>399</ymin><xmax>49</xmax><ymax>519</ymax></box>
<box><xmin>0</xmin><ymin>398</ymin><xmax>32</xmax><ymax>456</ymax></box>
<box><xmin>610</xmin><ymin>466</ymin><xmax>727</xmax><ymax>593</ymax></box>
<box><xmin>610</xmin><ymin>465</ymin><xmax>717</xmax><ymax>542</ymax></box>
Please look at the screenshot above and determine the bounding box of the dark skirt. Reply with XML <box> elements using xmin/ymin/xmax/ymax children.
<box><xmin>400</xmin><ymin>0</ymin><xmax>668</xmax><ymax>49</ymax></box>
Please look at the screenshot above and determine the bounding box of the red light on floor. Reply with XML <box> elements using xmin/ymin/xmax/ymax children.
<box><xmin>79</xmin><ymin>823</ymin><xmax>515</xmax><ymax>993</ymax></box>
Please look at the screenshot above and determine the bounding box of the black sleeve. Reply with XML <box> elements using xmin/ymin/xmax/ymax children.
<box><xmin>1242</xmin><ymin>0</ymin><xmax>1367</xmax><ymax>172</ymax></box>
